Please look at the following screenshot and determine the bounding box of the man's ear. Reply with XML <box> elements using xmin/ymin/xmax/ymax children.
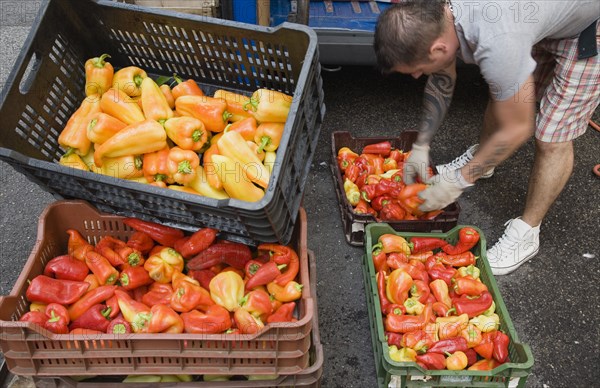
<box><xmin>430</xmin><ymin>40</ymin><xmax>448</xmax><ymax>56</ymax></box>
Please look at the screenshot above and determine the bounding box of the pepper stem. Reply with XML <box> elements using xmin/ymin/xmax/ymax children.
<box><xmin>134</xmin><ymin>74</ymin><xmax>144</xmax><ymax>88</ymax></box>
<box><xmin>178</xmin><ymin>160</ymin><xmax>193</xmax><ymax>174</ymax></box>
<box><xmin>192</xmin><ymin>129</ymin><xmax>202</xmax><ymax>142</ymax></box>
<box><xmin>94</xmin><ymin>54</ymin><xmax>111</xmax><ymax>68</ymax></box>
<box><xmin>257</xmin><ymin>136</ymin><xmax>271</xmax><ymax>153</ymax></box>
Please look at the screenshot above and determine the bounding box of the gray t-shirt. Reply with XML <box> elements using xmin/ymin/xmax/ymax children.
<box><xmin>451</xmin><ymin>0</ymin><xmax>600</xmax><ymax>100</ymax></box>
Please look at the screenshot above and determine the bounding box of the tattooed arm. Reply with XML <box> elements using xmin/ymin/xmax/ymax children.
<box><xmin>462</xmin><ymin>74</ymin><xmax>536</xmax><ymax>182</ymax></box>
<box><xmin>416</xmin><ymin>64</ymin><xmax>456</xmax><ymax>146</ymax></box>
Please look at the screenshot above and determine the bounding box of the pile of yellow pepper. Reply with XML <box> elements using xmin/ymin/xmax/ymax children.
<box><xmin>58</xmin><ymin>54</ymin><xmax>292</xmax><ymax>202</ymax></box>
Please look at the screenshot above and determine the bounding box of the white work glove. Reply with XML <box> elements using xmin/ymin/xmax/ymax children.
<box><xmin>403</xmin><ymin>143</ymin><xmax>430</xmax><ymax>185</ymax></box>
<box><xmin>418</xmin><ymin>169</ymin><xmax>473</xmax><ymax>211</ymax></box>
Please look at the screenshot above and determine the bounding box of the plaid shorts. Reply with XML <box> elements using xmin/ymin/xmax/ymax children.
<box><xmin>532</xmin><ymin>22</ymin><xmax>600</xmax><ymax>142</ymax></box>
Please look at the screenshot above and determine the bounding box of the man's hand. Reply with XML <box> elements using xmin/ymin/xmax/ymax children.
<box><xmin>403</xmin><ymin>143</ymin><xmax>430</xmax><ymax>185</ymax></box>
<box><xmin>418</xmin><ymin>169</ymin><xmax>473</xmax><ymax>211</ymax></box>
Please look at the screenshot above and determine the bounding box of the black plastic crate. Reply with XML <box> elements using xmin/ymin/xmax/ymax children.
<box><xmin>0</xmin><ymin>0</ymin><xmax>325</xmax><ymax>246</ymax></box>
<box><xmin>330</xmin><ymin>131</ymin><xmax>460</xmax><ymax>246</ymax></box>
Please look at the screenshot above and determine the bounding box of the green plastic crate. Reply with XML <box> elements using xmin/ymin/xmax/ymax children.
<box><xmin>363</xmin><ymin>223</ymin><xmax>534</xmax><ymax>388</ymax></box>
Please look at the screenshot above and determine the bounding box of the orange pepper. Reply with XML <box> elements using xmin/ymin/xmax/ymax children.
<box><xmin>217</xmin><ymin>130</ymin><xmax>271</xmax><ymax>189</ymax></box>
<box><xmin>84</xmin><ymin>53</ymin><xmax>114</xmax><ymax>97</ymax></box>
<box><xmin>160</xmin><ymin>84</ymin><xmax>176</xmax><ymax>109</ymax></box>
<box><xmin>58</xmin><ymin>94</ymin><xmax>101</xmax><ymax>156</ymax></box>
<box><xmin>84</xmin><ymin>251</ymin><xmax>119</xmax><ymax>285</ymax></box>
<box><xmin>175</xmin><ymin>95</ymin><xmax>231</xmax><ymax>133</ymax></box>
<box><xmin>147</xmin><ymin>304</ymin><xmax>184</xmax><ymax>333</ymax></box>
<box><xmin>203</xmin><ymin>143</ymin><xmax>223</xmax><ymax>190</ymax></box>
<box><xmin>164</xmin><ymin>116</ymin><xmax>208</xmax><ymax>151</ymax></box>
<box><xmin>112</xmin><ymin>66</ymin><xmax>147</xmax><ymax>97</ymax></box>
<box><xmin>100</xmin><ymin>87</ymin><xmax>145</xmax><ymax>125</ymax></box>
<box><xmin>213</xmin><ymin>89</ymin><xmax>252</xmax><ymax>122</ymax></box>
<box><xmin>267</xmin><ymin>280</ymin><xmax>303</xmax><ymax>302</ymax></box>
<box><xmin>94</xmin><ymin>119</ymin><xmax>167</xmax><ymax>167</ymax></box>
<box><xmin>143</xmin><ymin>147</ymin><xmax>173</xmax><ymax>184</ymax></box>
<box><xmin>140</xmin><ymin>77</ymin><xmax>174</xmax><ymax>124</ymax></box>
<box><xmin>86</xmin><ymin>112</ymin><xmax>127</xmax><ymax>144</ymax></box>
<box><xmin>172</xmin><ymin>74</ymin><xmax>204</xmax><ymax>99</ymax></box>
<box><xmin>246</xmin><ymin>140</ymin><xmax>265</xmax><ymax>162</ymax></box>
<box><xmin>225</xmin><ymin>116</ymin><xmax>257</xmax><ymax>141</ymax></box>
<box><xmin>170</xmin><ymin>271</ymin><xmax>214</xmax><ymax>313</ymax></box>
<box><xmin>167</xmin><ymin>146</ymin><xmax>200</xmax><ymax>185</ymax></box>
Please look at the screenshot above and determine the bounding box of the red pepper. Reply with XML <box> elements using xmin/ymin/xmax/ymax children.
<box><xmin>119</xmin><ymin>266</ymin><xmax>153</xmax><ymax>290</ymax></box>
<box><xmin>353</xmin><ymin>198</ymin><xmax>377</xmax><ymax>216</ymax></box>
<box><xmin>122</xmin><ymin>218</ymin><xmax>184</xmax><ymax>247</ymax></box>
<box><xmin>453</xmin><ymin>291</ymin><xmax>494</xmax><ymax>318</ymax></box>
<box><xmin>26</xmin><ymin>275</ymin><xmax>89</xmax><ymax>305</ymax></box>
<box><xmin>430</xmin><ymin>279</ymin><xmax>453</xmax><ymax>308</ymax></box>
<box><xmin>374</xmin><ymin>179</ymin><xmax>396</xmax><ymax>197</ymax></box>
<box><xmin>69</xmin><ymin>304</ymin><xmax>112</xmax><ymax>332</ymax></box>
<box><xmin>188</xmin><ymin>269</ymin><xmax>216</xmax><ymax>290</ymax></box>
<box><xmin>474</xmin><ymin>331</ymin><xmax>496</xmax><ymax>359</ymax></box>
<box><xmin>44</xmin><ymin>254</ymin><xmax>89</xmax><ymax>281</ymax></box>
<box><xmin>493</xmin><ymin>331</ymin><xmax>510</xmax><ymax>363</ymax></box>
<box><xmin>464</xmin><ymin>348</ymin><xmax>478</xmax><ymax>367</ymax></box>
<box><xmin>383</xmin><ymin>157</ymin><xmax>398</xmax><ymax>172</ymax></box>
<box><xmin>468</xmin><ymin>358</ymin><xmax>501</xmax><ymax>371</ymax></box>
<box><xmin>85</xmin><ymin>250</ymin><xmax>119</xmax><ymax>285</ymax></box>
<box><xmin>386</xmin><ymin>252</ymin><xmax>408</xmax><ymax>270</ymax></box>
<box><xmin>426</xmin><ymin>259</ymin><xmax>457</xmax><ymax>286</ymax></box>
<box><xmin>258</xmin><ymin>244</ymin><xmax>300</xmax><ymax>286</ymax></box>
<box><xmin>174</xmin><ymin>228</ymin><xmax>217</xmax><ymax>259</ymax></box>
<box><xmin>233</xmin><ymin>307</ymin><xmax>265</xmax><ymax>334</ymax></box>
<box><xmin>377</xmin><ymin>271</ymin><xmax>394</xmax><ymax>315</ymax></box>
<box><xmin>385</xmin><ymin>303</ymin><xmax>432</xmax><ymax>333</ymax></box>
<box><xmin>400</xmin><ymin>329</ymin><xmax>435</xmax><ymax>353</ymax></box>
<box><xmin>398</xmin><ymin>183</ymin><xmax>427</xmax><ymax>217</ymax></box>
<box><xmin>379</xmin><ymin>201</ymin><xmax>407</xmax><ymax>221</ymax></box>
<box><xmin>116</xmin><ymin>246</ymin><xmax>144</xmax><ymax>268</ymax></box>
<box><xmin>95</xmin><ymin>236</ymin><xmax>128</xmax><ymax>267</ymax></box>
<box><xmin>147</xmin><ymin>304</ymin><xmax>184</xmax><ymax>334</ymax></box>
<box><xmin>105</xmin><ymin>295</ymin><xmax>120</xmax><ymax>319</ymax></box>
<box><xmin>170</xmin><ymin>272</ymin><xmax>214</xmax><ymax>313</ymax></box>
<box><xmin>439</xmin><ymin>251</ymin><xmax>477</xmax><ymax>267</ymax></box>
<box><xmin>428</xmin><ymin>337</ymin><xmax>468</xmax><ymax>354</ymax></box>
<box><xmin>389</xmin><ymin>149</ymin><xmax>404</xmax><ymax>162</ymax></box>
<box><xmin>344</xmin><ymin>163</ymin><xmax>361</xmax><ymax>183</ymax></box>
<box><xmin>386</xmin><ymin>332</ymin><xmax>403</xmax><ymax>348</ymax></box>
<box><xmin>44</xmin><ymin>303</ymin><xmax>70</xmax><ymax>334</ymax></box>
<box><xmin>362</xmin><ymin>154</ymin><xmax>385</xmax><ymax>175</ymax></box>
<box><xmin>362</xmin><ymin>141</ymin><xmax>392</xmax><ymax>156</ymax></box>
<box><xmin>337</xmin><ymin>147</ymin><xmax>359</xmax><ymax>172</ymax></box>
<box><xmin>106</xmin><ymin>316</ymin><xmax>132</xmax><ymax>334</ymax></box>
<box><xmin>372</xmin><ymin>248</ymin><xmax>389</xmax><ymax>273</ymax></box>
<box><xmin>244</xmin><ymin>261</ymin><xmax>285</xmax><ymax>290</ymax></box>
<box><xmin>442</xmin><ymin>227</ymin><xmax>480</xmax><ymax>255</ymax></box>
<box><xmin>141</xmin><ymin>282</ymin><xmax>174</xmax><ymax>306</ymax></box>
<box><xmin>432</xmin><ymin>301</ymin><xmax>451</xmax><ymax>317</ymax></box>
<box><xmin>68</xmin><ymin>285</ymin><xmax>117</xmax><ymax>321</ymax></box>
<box><xmin>416</xmin><ymin>352</ymin><xmax>446</xmax><ymax>370</ymax></box>
<box><xmin>393</xmin><ymin>261</ymin><xmax>430</xmax><ymax>284</ymax></box>
<box><xmin>410</xmin><ymin>279</ymin><xmax>431</xmax><ymax>304</ymax></box>
<box><xmin>20</xmin><ymin>311</ymin><xmax>47</xmax><ymax>327</ymax></box>
<box><xmin>409</xmin><ymin>237</ymin><xmax>448</xmax><ymax>254</ymax></box>
<box><xmin>453</xmin><ymin>277</ymin><xmax>488</xmax><ymax>296</ymax></box>
<box><xmin>180</xmin><ymin>305</ymin><xmax>232</xmax><ymax>334</ymax></box>
<box><xmin>187</xmin><ymin>241</ymin><xmax>251</xmax><ymax>271</ymax></box>
<box><xmin>127</xmin><ymin>231</ymin><xmax>155</xmax><ymax>255</ymax></box>
<box><xmin>66</xmin><ymin>229</ymin><xmax>93</xmax><ymax>261</ymax></box>
<box><xmin>386</xmin><ymin>269</ymin><xmax>413</xmax><ymax>305</ymax></box>
<box><xmin>374</xmin><ymin>234</ymin><xmax>411</xmax><ymax>256</ymax></box>
<box><xmin>360</xmin><ymin>184</ymin><xmax>378</xmax><ymax>202</ymax></box>
<box><xmin>409</xmin><ymin>251</ymin><xmax>434</xmax><ymax>263</ymax></box>
<box><xmin>240</xmin><ymin>289</ymin><xmax>273</xmax><ymax>322</ymax></box>
<box><xmin>244</xmin><ymin>259</ymin><xmax>264</xmax><ymax>279</ymax></box>
<box><xmin>371</xmin><ymin>195</ymin><xmax>392</xmax><ymax>212</ymax></box>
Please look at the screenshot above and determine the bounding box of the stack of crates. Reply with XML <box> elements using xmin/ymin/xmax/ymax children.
<box><xmin>0</xmin><ymin>0</ymin><xmax>325</xmax><ymax>385</ymax></box>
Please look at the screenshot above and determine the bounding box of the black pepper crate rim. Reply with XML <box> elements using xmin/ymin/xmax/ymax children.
<box><xmin>0</xmin><ymin>0</ymin><xmax>325</xmax><ymax>246</ymax></box>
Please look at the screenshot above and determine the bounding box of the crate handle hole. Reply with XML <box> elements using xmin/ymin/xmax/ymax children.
<box><xmin>19</xmin><ymin>52</ymin><xmax>42</xmax><ymax>95</ymax></box>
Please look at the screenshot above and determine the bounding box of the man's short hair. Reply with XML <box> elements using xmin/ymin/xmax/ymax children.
<box><xmin>374</xmin><ymin>1</ymin><xmax>448</xmax><ymax>73</ymax></box>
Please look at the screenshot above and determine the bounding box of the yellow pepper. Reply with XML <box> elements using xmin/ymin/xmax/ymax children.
<box><xmin>244</xmin><ymin>88</ymin><xmax>292</xmax><ymax>123</ymax></box>
<box><xmin>185</xmin><ymin>165</ymin><xmax>229</xmax><ymax>200</ymax></box>
<box><xmin>86</xmin><ymin>112</ymin><xmax>127</xmax><ymax>144</ymax></box>
<box><xmin>217</xmin><ymin>130</ymin><xmax>271</xmax><ymax>189</ymax></box>
<box><xmin>211</xmin><ymin>154</ymin><xmax>265</xmax><ymax>202</ymax></box>
<box><xmin>469</xmin><ymin>313</ymin><xmax>500</xmax><ymax>333</ymax></box>
<box><xmin>344</xmin><ymin>178</ymin><xmax>361</xmax><ymax>206</ymax></box>
<box><xmin>403</xmin><ymin>297</ymin><xmax>425</xmax><ymax>315</ymax></box>
<box><xmin>140</xmin><ymin>77</ymin><xmax>173</xmax><ymax>124</ymax></box>
<box><xmin>100</xmin><ymin>87</ymin><xmax>145</xmax><ymax>125</ymax></box>
<box><xmin>209</xmin><ymin>272</ymin><xmax>245</xmax><ymax>312</ymax></box>
<box><xmin>213</xmin><ymin>89</ymin><xmax>252</xmax><ymax>122</ymax></box>
<box><xmin>264</xmin><ymin>151</ymin><xmax>276</xmax><ymax>175</ymax></box>
<box><xmin>84</xmin><ymin>53</ymin><xmax>114</xmax><ymax>97</ymax></box>
<box><xmin>98</xmin><ymin>155</ymin><xmax>144</xmax><ymax>180</ymax></box>
<box><xmin>436</xmin><ymin>313</ymin><xmax>469</xmax><ymax>340</ymax></box>
<box><xmin>143</xmin><ymin>247</ymin><xmax>184</xmax><ymax>284</ymax></box>
<box><xmin>254</xmin><ymin>122</ymin><xmax>284</xmax><ymax>152</ymax></box>
<box><xmin>59</xmin><ymin>151</ymin><xmax>90</xmax><ymax>171</ymax></box>
<box><xmin>388</xmin><ymin>346</ymin><xmax>417</xmax><ymax>362</ymax></box>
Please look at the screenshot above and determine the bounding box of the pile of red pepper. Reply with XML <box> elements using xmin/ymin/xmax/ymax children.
<box><xmin>372</xmin><ymin>227</ymin><xmax>511</xmax><ymax>371</ymax></box>
<box><xmin>337</xmin><ymin>141</ymin><xmax>442</xmax><ymax>221</ymax></box>
<box><xmin>20</xmin><ymin>218</ymin><xmax>303</xmax><ymax>335</ymax></box>
<box><xmin>58</xmin><ymin>54</ymin><xmax>293</xmax><ymax>202</ymax></box>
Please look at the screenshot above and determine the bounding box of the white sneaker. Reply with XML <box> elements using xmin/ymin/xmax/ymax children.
<box><xmin>436</xmin><ymin>144</ymin><xmax>494</xmax><ymax>179</ymax></box>
<box><xmin>488</xmin><ymin>218</ymin><xmax>540</xmax><ymax>276</ymax></box>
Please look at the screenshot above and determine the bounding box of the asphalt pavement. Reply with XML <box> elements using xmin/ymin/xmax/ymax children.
<box><xmin>1</xmin><ymin>2</ymin><xmax>599</xmax><ymax>388</ymax></box>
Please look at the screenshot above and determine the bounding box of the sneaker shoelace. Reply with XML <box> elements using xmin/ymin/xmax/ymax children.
<box><xmin>489</xmin><ymin>220</ymin><xmax>522</xmax><ymax>254</ymax></box>
<box><xmin>442</xmin><ymin>151</ymin><xmax>473</xmax><ymax>170</ymax></box>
